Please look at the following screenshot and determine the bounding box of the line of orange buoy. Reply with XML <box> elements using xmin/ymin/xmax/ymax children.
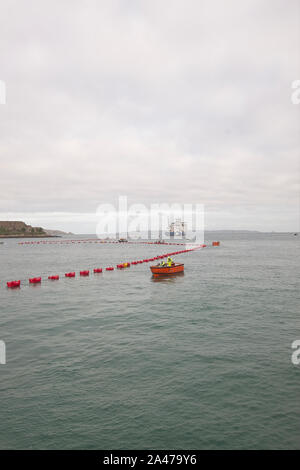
<box><xmin>17</xmin><ymin>239</ymin><xmax>199</xmax><ymax>247</ymax></box>
<box><xmin>4</xmin><ymin>243</ymin><xmax>215</xmax><ymax>289</ymax></box>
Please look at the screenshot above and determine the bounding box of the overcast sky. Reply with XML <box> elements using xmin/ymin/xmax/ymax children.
<box><xmin>0</xmin><ymin>0</ymin><xmax>299</xmax><ymax>232</ymax></box>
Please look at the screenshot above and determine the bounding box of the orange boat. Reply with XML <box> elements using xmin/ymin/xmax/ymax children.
<box><xmin>150</xmin><ymin>263</ymin><xmax>184</xmax><ymax>277</ymax></box>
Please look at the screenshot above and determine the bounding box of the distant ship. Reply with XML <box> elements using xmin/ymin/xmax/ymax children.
<box><xmin>166</xmin><ymin>219</ymin><xmax>186</xmax><ymax>238</ymax></box>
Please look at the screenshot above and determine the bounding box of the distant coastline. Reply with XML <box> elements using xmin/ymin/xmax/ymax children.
<box><xmin>0</xmin><ymin>234</ymin><xmax>60</xmax><ymax>239</ymax></box>
<box><xmin>0</xmin><ymin>221</ymin><xmax>72</xmax><ymax>239</ymax></box>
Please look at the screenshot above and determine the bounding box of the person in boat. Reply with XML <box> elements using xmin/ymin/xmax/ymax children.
<box><xmin>167</xmin><ymin>256</ymin><xmax>174</xmax><ymax>266</ymax></box>
<box><xmin>159</xmin><ymin>260</ymin><xmax>166</xmax><ymax>266</ymax></box>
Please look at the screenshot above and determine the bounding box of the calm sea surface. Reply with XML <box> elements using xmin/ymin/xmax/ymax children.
<box><xmin>0</xmin><ymin>232</ymin><xmax>299</xmax><ymax>449</ymax></box>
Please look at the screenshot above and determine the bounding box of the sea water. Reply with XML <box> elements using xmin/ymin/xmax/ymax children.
<box><xmin>0</xmin><ymin>232</ymin><xmax>299</xmax><ymax>449</ymax></box>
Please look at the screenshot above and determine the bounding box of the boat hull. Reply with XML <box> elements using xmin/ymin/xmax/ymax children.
<box><xmin>150</xmin><ymin>263</ymin><xmax>184</xmax><ymax>276</ymax></box>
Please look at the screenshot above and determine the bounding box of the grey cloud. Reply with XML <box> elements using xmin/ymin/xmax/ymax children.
<box><xmin>0</xmin><ymin>0</ymin><xmax>299</xmax><ymax>230</ymax></box>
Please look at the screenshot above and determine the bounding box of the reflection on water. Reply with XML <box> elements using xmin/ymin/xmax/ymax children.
<box><xmin>151</xmin><ymin>272</ymin><xmax>184</xmax><ymax>282</ymax></box>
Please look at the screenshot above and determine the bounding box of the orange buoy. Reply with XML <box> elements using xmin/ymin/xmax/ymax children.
<box><xmin>7</xmin><ymin>280</ymin><xmax>21</xmax><ymax>288</ymax></box>
<box><xmin>29</xmin><ymin>277</ymin><xmax>41</xmax><ymax>284</ymax></box>
<box><xmin>48</xmin><ymin>275</ymin><xmax>59</xmax><ymax>280</ymax></box>
<box><xmin>80</xmin><ymin>270</ymin><xmax>89</xmax><ymax>276</ymax></box>
<box><xmin>65</xmin><ymin>272</ymin><xmax>75</xmax><ymax>277</ymax></box>
<box><xmin>93</xmin><ymin>268</ymin><xmax>102</xmax><ymax>273</ymax></box>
